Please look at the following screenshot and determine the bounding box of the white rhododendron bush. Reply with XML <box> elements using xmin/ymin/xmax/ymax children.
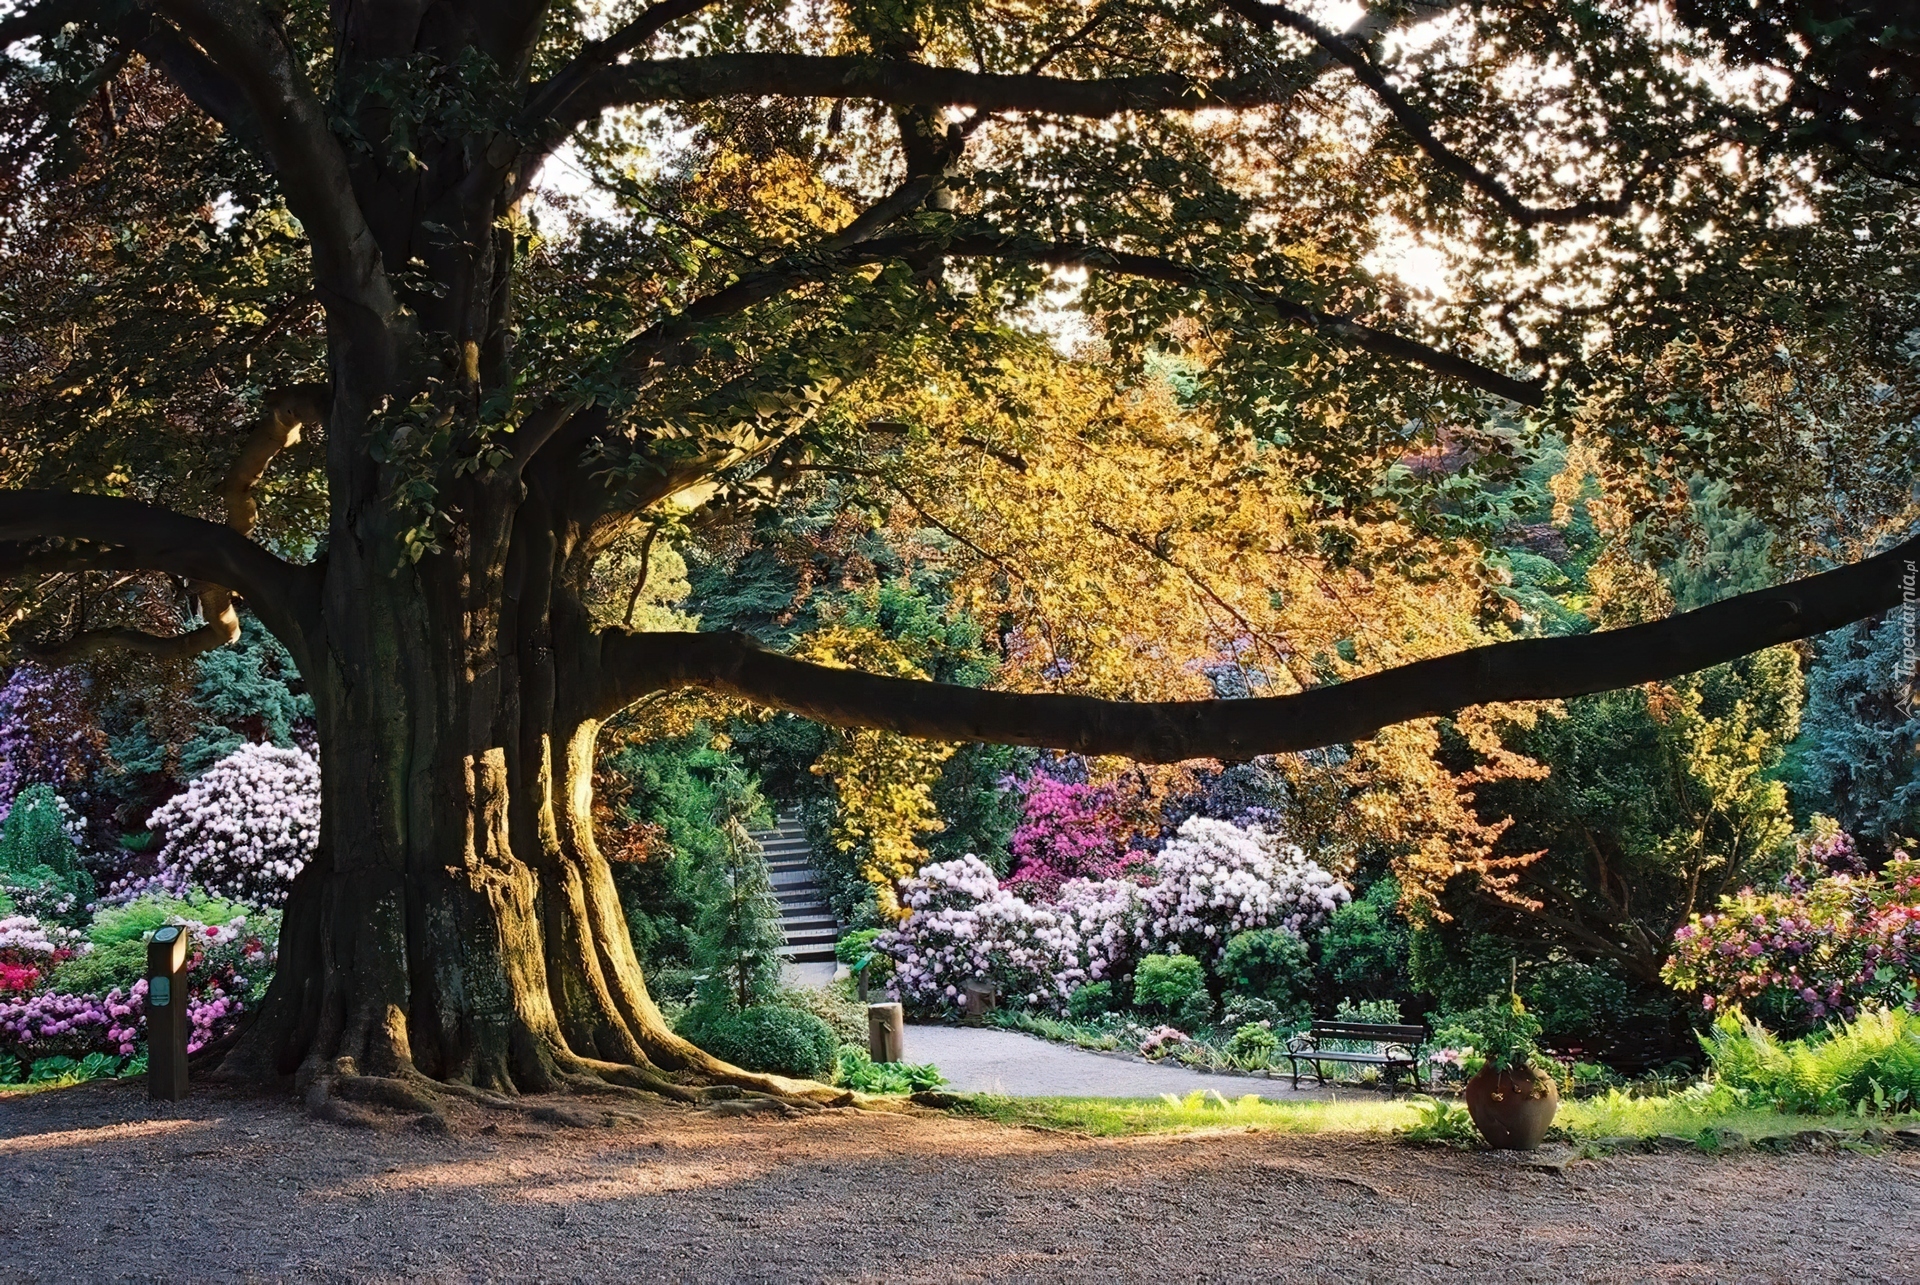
<box><xmin>879</xmin><ymin>817</ymin><xmax>1347</xmax><ymax>1015</ymax></box>
<box><xmin>145</xmin><ymin>743</ymin><xmax>320</xmax><ymax>906</ymax></box>
<box><xmin>1141</xmin><ymin>817</ymin><xmax>1350</xmax><ymax>960</ymax></box>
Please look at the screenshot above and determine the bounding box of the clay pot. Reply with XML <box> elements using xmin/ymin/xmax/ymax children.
<box><xmin>1461</xmin><ymin>1065</ymin><xmax>1560</xmax><ymax>1150</ymax></box>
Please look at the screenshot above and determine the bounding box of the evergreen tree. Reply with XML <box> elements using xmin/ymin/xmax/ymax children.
<box><xmin>692</xmin><ymin>773</ymin><xmax>786</xmax><ymax>1013</ymax></box>
<box><xmin>1793</xmin><ymin>614</ymin><xmax>1920</xmax><ymax>845</ymax></box>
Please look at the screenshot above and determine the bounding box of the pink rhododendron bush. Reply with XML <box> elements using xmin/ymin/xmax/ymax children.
<box><xmin>879</xmin><ymin>816</ymin><xmax>1348</xmax><ymax>1016</ymax></box>
<box><xmin>1002</xmin><ymin>776</ymin><xmax>1144</xmax><ymax>898</ymax></box>
<box><xmin>1664</xmin><ymin>853</ymin><xmax>1920</xmax><ymax>1034</ymax></box>
<box><xmin>143</xmin><ymin>742</ymin><xmax>320</xmax><ymax>907</ymax></box>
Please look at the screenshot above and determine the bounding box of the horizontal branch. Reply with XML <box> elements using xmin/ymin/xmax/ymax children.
<box><xmin>0</xmin><ymin>490</ymin><xmax>321</xmax><ymax>658</ymax></box>
<box><xmin>922</xmin><ymin>234</ymin><xmax>1546</xmax><ymax>405</ymax></box>
<box><xmin>594</xmin><ymin>531</ymin><xmax>1920</xmax><ymax>761</ymax></box>
<box><xmin>607</xmin><ymin>229</ymin><xmax>1541</xmax><ymax>405</ymax></box>
<box><xmin>563</xmin><ymin>52</ymin><xmax>1311</xmax><ymax>130</ymax></box>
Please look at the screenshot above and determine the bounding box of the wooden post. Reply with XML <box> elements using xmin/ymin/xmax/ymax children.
<box><xmin>962</xmin><ymin>979</ymin><xmax>997</xmax><ymax>1026</ymax></box>
<box><xmin>867</xmin><ymin>1002</ymin><xmax>905</xmax><ymax>1063</ymax></box>
<box><xmin>146</xmin><ymin>926</ymin><xmax>189</xmax><ymax>1101</ymax></box>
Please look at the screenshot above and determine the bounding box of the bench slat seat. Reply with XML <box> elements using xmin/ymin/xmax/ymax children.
<box><xmin>1285</xmin><ymin>1020</ymin><xmax>1427</xmax><ymax>1090</ymax></box>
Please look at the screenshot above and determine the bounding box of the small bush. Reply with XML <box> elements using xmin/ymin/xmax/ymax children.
<box><xmin>1227</xmin><ymin>1022</ymin><xmax>1280</xmax><ymax>1066</ymax></box>
<box><xmin>834</xmin><ymin>1046</ymin><xmax>946</xmax><ymax>1094</ymax></box>
<box><xmin>88</xmin><ymin>892</ymin><xmax>256</xmax><ymax>948</ymax></box>
<box><xmin>1067</xmin><ymin>980</ymin><xmax>1116</xmax><ymax>1022</ymax></box>
<box><xmin>1398</xmin><ymin>1096</ymin><xmax>1478</xmax><ymax>1146</ymax></box>
<box><xmin>835</xmin><ymin>928</ymin><xmax>881</xmax><ymax>966</ymax></box>
<box><xmin>1318</xmin><ymin>876</ymin><xmax>1410</xmax><ymax>1001</ymax></box>
<box><xmin>1218</xmin><ymin>928</ymin><xmax>1313</xmax><ymax>1005</ymax></box>
<box><xmin>675</xmin><ymin>1003</ymin><xmax>837</xmax><ymax>1080</ymax></box>
<box><xmin>1134</xmin><ymin>954</ymin><xmax>1209</xmax><ymax>1027</ymax></box>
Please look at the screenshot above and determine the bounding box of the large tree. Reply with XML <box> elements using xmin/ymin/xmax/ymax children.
<box><xmin>0</xmin><ymin>0</ymin><xmax>1915</xmax><ymax>1101</ymax></box>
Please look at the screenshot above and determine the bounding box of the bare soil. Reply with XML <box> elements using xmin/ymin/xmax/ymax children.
<box><xmin>3</xmin><ymin>1079</ymin><xmax>1917</xmax><ymax>1283</ymax></box>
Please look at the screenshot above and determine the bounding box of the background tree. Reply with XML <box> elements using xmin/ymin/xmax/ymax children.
<box><xmin>0</xmin><ymin>0</ymin><xmax>1915</xmax><ymax>1102</ymax></box>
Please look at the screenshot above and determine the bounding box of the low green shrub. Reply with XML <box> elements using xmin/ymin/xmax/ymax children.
<box><xmin>87</xmin><ymin>892</ymin><xmax>258</xmax><ymax>947</ymax></box>
<box><xmin>48</xmin><ymin>938</ymin><xmax>146</xmax><ymax>994</ymax></box>
<box><xmin>1398</xmin><ymin>1095</ymin><xmax>1478</xmax><ymax>1146</ymax></box>
<box><xmin>1134</xmin><ymin>954</ymin><xmax>1209</xmax><ymax>1027</ymax></box>
<box><xmin>834</xmin><ymin>928</ymin><xmax>881</xmax><ymax>966</ymax></box>
<box><xmin>675</xmin><ymin>1003</ymin><xmax>837</xmax><ymax>1080</ymax></box>
<box><xmin>1067</xmin><ymin>980</ymin><xmax>1116</xmax><ymax>1022</ymax></box>
<box><xmin>1705</xmin><ymin>1007</ymin><xmax>1920</xmax><ymax>1113</ymax></box>
<box><xmin>834</xmin><ymin>1046</ymin><xmax>945</xmax><ymax>1094</ymax></box>
<box><xmin>779</xmin><ymin>982</ymin><xmax>868</xmax><ymax>1045</ymax></box>
<box><xmin>1219</xmin><ymin>929</ymin><xmax>1313</xmax><ymax>1007</ymax></box>
<box><xmin>1226</xmin><ymin>1023</ymin><xmax>1280</xmax><ymax>1067</ymax></box>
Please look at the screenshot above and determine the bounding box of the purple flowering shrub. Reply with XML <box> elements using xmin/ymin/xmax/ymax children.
<box><xmin>1664</xmin><ymin>854</ymin><xmax>1920</xmax><ymax>1032</ymax></box>
<box><xmin>879</xmin><ymin>817</ymin><xmax>1349</xmax><ymax>1016</ymax></box>
<box><xmin>145</xmin><ymin>742</ymin><xmax>320</xmax><ymax>906</ymax></box>
<box><xmin>0</xmin><ymin>663</ymin><xmax>106</xmax><ymax>825</ymax></box>
<box><xmin>1003</xmin><ymin>777</ymin><xmax>1142</xmax><ymax>899</ymax></box>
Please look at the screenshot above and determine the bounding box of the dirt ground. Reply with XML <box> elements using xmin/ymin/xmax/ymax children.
<box><xmin>3</xmin><ymin>1079</ymin><xmax>1918</xmax><ymax>1283</ymax></box>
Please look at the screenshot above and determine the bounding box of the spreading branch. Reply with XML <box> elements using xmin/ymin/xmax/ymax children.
<box><xmin>146</xmin><ymin>0</ymin><xmax>394</xmax><ymax>330</ymax></box>
<box><xmin>593</xmin><ymin>532</ymin><xmax>1920</xmax><ymax>762</ymax></box>
<box><xmin>562</xmin><ymin>52</ymin><xmax>1348</xmax><ymax>130</ymax></box>
<box><xmin>0</xmin><ymin>456</ymin><xmax>324</xmax><ymax>665</ymax></box>
<box><xmin>1225</xmin><ymin>0</ymin><xmax>1648</xmax><ymax>227</ymax></box>
<box><xmin>611</xmin><ymin>229</ymin><xmax>1543</xmax><ymax>405</ymax></box>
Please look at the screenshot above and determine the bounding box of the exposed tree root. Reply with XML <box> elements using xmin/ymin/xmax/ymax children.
<box><xmin>290</xmin><ymin>1047</ymin><xmax>885</xmax><ymax>1134</ymax></box>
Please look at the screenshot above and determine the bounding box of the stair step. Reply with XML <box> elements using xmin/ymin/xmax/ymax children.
<box><xmin>780</xmin><ymin>918</ymin><xmax>837</xmax><ymax>933</ymax></box>
<box><xmin>778</xmin><ymin>946</ymin><xmax>839</xmax><ymax>963</ymax></box>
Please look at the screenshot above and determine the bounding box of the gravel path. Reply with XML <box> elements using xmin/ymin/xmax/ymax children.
<box><xmin>904</xmin><ymin>1024</ymin><xmax>1323</xmax><ymax>1098</ymax></box>
<box><xmin>6</xmin><ymin>1079</ymin><xmax>1918</xmax><ymax>1282</ymax></box>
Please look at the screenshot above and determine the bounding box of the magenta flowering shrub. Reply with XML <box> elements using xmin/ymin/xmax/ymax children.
<box><xmin>1664</xmin><ymin>856</ymin><xmax>1920</xmax><ymax>1031</ymax></box>
<box><xmin>1139</xmin><ymin>817</ymin><xmax>1349</xmax><ymax>961</ymax></box>
<box><xmin>0</xmin><ymin>663</ymin><xmax>105</xmax><ymax>824</ymax></box>
<box><xmin>1004</xmin><ymin>777</ymin><xmax>1140</xmax><ymax>898</ymax></box>
<box><xmin>0</xmin><ymin>914</ymin><xmax>85</xmax><ymax>993</ymax></box>
<box><xmin>146</xmin><ymin>742</ymin><xmax>320</xmax><ymax>906</ymax></box>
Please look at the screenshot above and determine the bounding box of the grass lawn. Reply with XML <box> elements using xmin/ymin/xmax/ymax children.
<box><xmin>947</xmin><ymin>1087</ymin><xmax>1920</xmax><ymax>1147</ymax></box>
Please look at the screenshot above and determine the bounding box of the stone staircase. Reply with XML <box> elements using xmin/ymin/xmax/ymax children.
<box><xmin>753</xmin><ymin>812</ymin><xmax>838</xmax><ymax>964</ymax></box>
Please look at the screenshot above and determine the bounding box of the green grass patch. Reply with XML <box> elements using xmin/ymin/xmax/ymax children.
<box><xmin>941</xmin><ymin>1083</ymin><xmax>1920</xmax><ymax>1145</ymax></box>
<box><xmin>949</xmin><ymin>1090</ymin><xmax>1424</xmax><ymax>1136</ymax></box>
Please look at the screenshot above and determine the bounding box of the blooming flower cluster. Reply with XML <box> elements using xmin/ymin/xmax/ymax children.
<box><xmin>1138</xmin><ymin>817</ymin><xmax>1349</xmax><ymax>960</ymax></box>
<box><xmin>146</xmin><ymin>742</ymin><xmax>320</xmax><ymax>906</ymax></box>
<box><xmin>879</xmin><ymin>818</ymin><xmax>1349</xmax><ymax>1015</ymax></box>
<box><xmin>0</xmin><ymin>907</ymin><xmax>276</xmax><ymax>1060</ymax></box>
<box><xmin>1003</xmin><ymin>776</ymin><xmax>1140</xmax><ymax>899</ymax></box>
<box><xmin>1664</xmin><ymin>853</ymin><xmax>1920</xmax><ymax>1029</ymax></box>
<box><xmin>878</xmin><ymin>856</ymin><xmax>1089</xmax><ymax>1013</ymax></box>
<box><xmin>0</xmin><ymin>914</ymin><xmax>86</xmax><ymax>994</ymax></box>
<box><xmin>0</xmin><ymin>663</ymin><xmax>105</xmax><ymax>825</ymax></box>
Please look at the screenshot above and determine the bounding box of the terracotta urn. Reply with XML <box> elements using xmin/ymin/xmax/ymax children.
<box><xmin>1461</xmin><ymin>1064</ymin><xmax>1559</xmax><ymax>1150</ymax></box>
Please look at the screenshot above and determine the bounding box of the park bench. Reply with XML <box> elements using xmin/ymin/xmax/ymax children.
<box><xmin>1284</xmin><ymin>1021</ymin><xmax>1428</xmax><ymax>1090</ymax></box>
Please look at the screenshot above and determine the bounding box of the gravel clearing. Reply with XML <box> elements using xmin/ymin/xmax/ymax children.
<box><xmin>4</xmin><ymin>1078</ymin><xmax>1918</xmax><ymax>1283</ymax></box>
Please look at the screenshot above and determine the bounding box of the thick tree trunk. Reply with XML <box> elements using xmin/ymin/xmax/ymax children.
<box><xmin>212</xmin><ymin>483</ymin><xmax>779</xmax><ymax>1097</ymax></box>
